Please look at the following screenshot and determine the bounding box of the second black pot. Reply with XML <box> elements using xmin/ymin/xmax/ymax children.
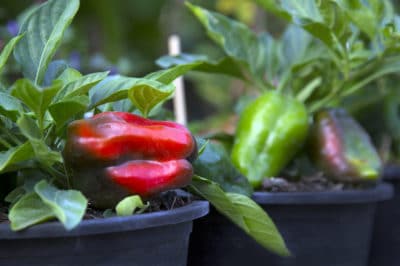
<box><xmin>188</xmin><ymin>183</ymin><xmax>392</xmax><ymax>266</ymax></box>
<box><xmin>369</xmin><ymin>166</ymin><xmax>400</xmax><ymax>266</ymax></box>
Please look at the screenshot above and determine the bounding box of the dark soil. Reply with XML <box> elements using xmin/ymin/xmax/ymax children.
<box><xmin>261</xmin><ymin>172</ymin><xmax>376</xmax><ymax>192</ymax></box>
<box><xmin>1</xmin><ymin>190</ymin><xmax>193</xmax><ymax>223</ymax></box>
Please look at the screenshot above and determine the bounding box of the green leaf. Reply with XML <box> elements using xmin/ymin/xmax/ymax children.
<box><xmin>13</xmin><ymin>0</ymin><xmax>80</xmax><ymax>84</ymax></box>
<box><xmin>34</xmin><ymin>180</ymin><xmax>87</xmax><ymax>230</ymax></box>
<box><xmin>0</xmin><ymin>34</ymin><xmax>24</xmax><ymax>75</ymax></box>
<box><xmin>258</xmin><ymin>0</ymin><xmax>345</xmax><ymax>57</ymax></box>
<box><xmin>29</xmin><ymin>139</ymin><xmax>62</xmax><ymax>167</ymax></box>
<box><xmin>49</xmin><ymin>95</ymin><xmax>89</xmax><ymax>130</ymax></box>
<box><xmin>254</xmin><ymin>0</ymin><xmax>291</xmax><ymax>19</ymax></box>
<box><xmin>190</xmin><ymin>175</ymin><xmax>289</xmax><ymax>257</ymax></box>
<box><xmin>9</xmin><ymin>192</ymin><xmax>54</xmax><ymax>231</ymax></box>
<box><xmin>57</xmin><ymin>67</ymin><xmax>82</xmax><ymax>84</ymax></box>
<box><xmin>17</xmin><ymin>113</ymin><xmax>41</xmax><ymax>139</ymax></box>
<box><xmin>296</xmin><ymin>77</ymin><xmax>322</xmax><ymax>102</ymax></box>
<box><xmin>186</xmin><ymin>3</ymin><xmax>268</xmax><ymax>84</ymax></box>
<box><xmin>0</xmin><ymin>92</ymin><xmax>23</xmax><ymax>121</ymax></box>
<box><xmin>54</xmin><ymin>71</ymin><xmax>109</xmax><ymax>101</ymax></box>
<box><xmin>115</xmin><ymin>195</ymin><xmax>147</xmax><ymax>216</ymax></box>
<box><xmin>156</xmin><ymin>54</ymin><xmax>246</xmax><ymax>81</ymax></box>
<box><xmin>11</xmin><ymin>79</ymin><xmax>62</xmax><ymax>126</ymax></box>
<box><xmin>344</xmin><ymin>55</ymin><xmax>400</xmax><ymax>97</ymax></box>
<box><xmin>89</xmin><ymin>76</ymin><xmax>174</xmax><ymax>117</ymax></box>
<box><xmin>43</xmin><ymin>60</ymin><xmax>69</xmax><ymax>86</ymax></box>
<box><xmin>0</xmin><ymin>142</ymin><xmax>35</xmax><ymax>173</ymax></box>
<box><xmin>333</xmin><ymin>0</ymin><xmax>378</xmax><ymax>39</ymax></box>
<box><xmin>193</xmin><ymin>138</ymin><xmax>253</xmax><ymax>196</ymax></box>
<box><xmin>127</xmin><ymin>80</ymin><xmax>174</xmax><ymax>117</ymax></box>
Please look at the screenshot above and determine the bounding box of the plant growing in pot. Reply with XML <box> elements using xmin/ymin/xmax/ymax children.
<box><xmin>0</xmin><ymin>1</ymin><xmax>211</xmax><ymax>265</ymax></box>
<box><xmin>0</xmin><ymin>0</ymin><xmax>290</xmax><ymax>265</ymax></box>
<box><xmin>350</xmin><ymin>69</ymin><xmax>400</xmax><ymax>266</ymax></box>
<box><xmin>157</xmin><ymin>1</ymin><xmax>400</xmax><ymax>265</ymax></box>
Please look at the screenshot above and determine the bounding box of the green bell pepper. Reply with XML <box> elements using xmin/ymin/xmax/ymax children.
<box><xmin>231</xmin><ymin>91</ymin><xmax>309</xmax><ymax>188</ymax></box>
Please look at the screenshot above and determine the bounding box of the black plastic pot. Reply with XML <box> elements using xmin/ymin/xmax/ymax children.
<box><xmin>369</xmin><ymin>166</ymin><xmax>400</xmax><ymax>266</ymax></box>
<box><xmin>0</xmin><ymin>200</ymin><xmax>209</xmax><ymax>266</ymax></box>
<box><xmin>188</xmin><ymin>183</ymin><xmax>392</xmax><ymax>266</ymax></box>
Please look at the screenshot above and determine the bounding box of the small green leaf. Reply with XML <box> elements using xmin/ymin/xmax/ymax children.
<box><xmin>0</xmin><ymin>92</ymin><xmax>23</xmax><ymax>121</ymax></box>
<box><xmin>11</xmin><ymin>79</ymin><xmax>62</xmax><ymax>126</ymax></box>
<box><xmin>34</xmin><ymin>180</ymin><xmax>87</xmax><ymax>230</ymax></box>
<box><xmin>115</xmin><ymin>195</ymin><xmax>147</xmax><ymax>216</ymax></box>
<box><xmin>0</xmin><ymin>34</ymin><xmax>24</xmax><ymax>75</ymax></box>
<box><xmin>127</xmin><ymin>80</ymin><xmax>174</xmax><ymax>117</ymax></box>
<box><xmin>5</xmin><ymin>186</ymin><xmax>26</xmax><ymax>205</ymax></box>
<box><xmin>90</xmin><ymin>76</ymin><xmax>174</xmax><ymax>117</ymax></box>
<box><xmin>9</xmin><ymin>192</ymin><xmax>54</xmax><ymax>231</ymax></box>
<box><xmin>49</xmin><ymin>95</ymin><xmax>89</xmax><ymax>130</ymax></box>
<box><xmin>156</xmin><ymin>54</ymin><xmax>246</xmax><ymax>81</ymax></box>
<box><xmin>0</xmin><ymin>142</ymin><xmax>35</xmax><ymax>173</ymax></box>
<box><xmin>29</xmin><ymin>139</ymin><xmax>62</xmax><ymax>167</ymax></box>
<box><xmin>17</xmin><ymin>113</ymin><xmax>41</xmax><ymax>139</ymax></box>
<box><xmin>190</xmin><ymin>175</ymin><xmax>289</xmax><ymax>257</ymax></box>
<box><xmin>13</xmin><ymin>0</ymin><xmax>80</xmax><ymax>84</ymax></box>
<box><xmin>43</xmin><ymin>60</ymin><xmax>69</xmax><ymax>86</ymax></box>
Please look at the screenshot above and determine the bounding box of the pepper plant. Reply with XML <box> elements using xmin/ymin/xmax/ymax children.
<box><xmin>158</xmin><ymin>1</ymin><xmax>400</xmax><ymax>188</ymax></box>
<box><xmin>0</xmin><ymin>0</ymin><xmax>288</xmax><ymax>257</ymax></box>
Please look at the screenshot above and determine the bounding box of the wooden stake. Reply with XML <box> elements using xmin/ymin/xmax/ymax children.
<box><xmin>168</xmin><ymin>34</ymin><xmax>187</xmax><ymax>126</ymax></box>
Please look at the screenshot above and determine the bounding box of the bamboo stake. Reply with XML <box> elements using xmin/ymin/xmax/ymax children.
<box><xmin>168</xmin><ymin>34</ymin><xmax>187</xmax><ymax>126</ymax></box>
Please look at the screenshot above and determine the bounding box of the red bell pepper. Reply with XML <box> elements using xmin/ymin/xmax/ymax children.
<box><xmin>63</xmin><ymin>112</ymin><xmax>196</xmax><ymax>208</ymax></box>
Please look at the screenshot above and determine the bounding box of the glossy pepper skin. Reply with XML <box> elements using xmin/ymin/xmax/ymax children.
<box><xmin>231</xmin><ymin>91</ymin><xmax>309</xmax><ymax>188</ymax></box>
<box><xmin>309</xmin><ymin>108</ymin><xmax>382</xmax><ymax>182</ymax></box>
<box><xmin>63</xmin><ymin>112</ymin><xmax>197</xmax><ymax>208</ymax></box>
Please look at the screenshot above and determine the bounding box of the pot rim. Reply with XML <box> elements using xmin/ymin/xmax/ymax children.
<box><xmin>0</xmin><ymin>200</ymin><xmax>209</xmax><ymax>239</ymax></box>
<box><xmin>252</xmin><ymin>182</ymin><xmax>393</xmax><ymax>205</ymax></box>
<box><xmin>383</xmin><ymin>164</ymin><xmax>400</xmax><ymax>181</ymax></box>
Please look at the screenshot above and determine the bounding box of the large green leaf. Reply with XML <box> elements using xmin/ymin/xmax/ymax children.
<box><xmin>0</xmin><ymin>142</ymin><xmax>34</xmax><ymax>173</ymax></box>
<box><xmin>257</xmin><ymin>0</ymin><xmax>345</xmax><ymax>58</ymax></box>
<box><xmin>34</xmin><ymin>180</ymin><xmax>87</xmax><ymax>230</ymax></box>
<box><xmin>9</xmin><ymin>192</ymin><xmax>54</xmax><ymax>231</ymax></box>
<box><xmin>13</xmin><ymin>0</ymin><xmax>80</xmax><ymax>84</ymax></box>
<box><xmin>0</xmin><ymin>92</ymin><xmax>23</xmax><ymax>121</ymax></box>
<box><xmin>0</xmin><ymin>34</ymin><xmax>24</xmax><ymax>75</ymax></box>
<box><xmin>193</xmin><ymin>139</ymin><xmax>253</xmax><ymax>196</ymax></box>
<box><xmin>11</xmin><ymin>79</ymin><xmax>61</xmax><ymax>127</ymax></box>
<box><xmin>186</xmin><ymin>3</ymin><xmax>268</xmax><ymax>85</ymax></box>
<box><xmin>54</xmin><ymin>71</ymin><xmax>109</xmax><ymax>101</ymax></box>
<box><xmin>333</xmin><ymin>0</ymin><xmax>378</xmax><ymax>39</ymax></box>
<box><xmin>155</xmin><ymin>54</ymin><xmax>245</xmax><ymax>81</ymax></box>
<box><xmin>190</xmin><ymin>175</ymin><xmax>289</xmax><ymax>257</ymax></box>
<box><xmin>89</xmin><ymin>76</ymin><xmax>174</xmax><ymax>117</ymax></box>
<box><xmin>254</xmin><ymin>0</ymin><xmax>291</xmax><ymax>19</ymax></box>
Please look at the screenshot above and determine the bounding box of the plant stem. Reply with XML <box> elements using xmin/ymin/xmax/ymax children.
<box><xmin>0</xmin><ymin>138</ymin><xmax>12</xmax><ymax>148</ymax></box>
<box><xmin>0</xmin><ymin>125</ymin><xmax>22</xmax><ymax>145</ymax></box>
